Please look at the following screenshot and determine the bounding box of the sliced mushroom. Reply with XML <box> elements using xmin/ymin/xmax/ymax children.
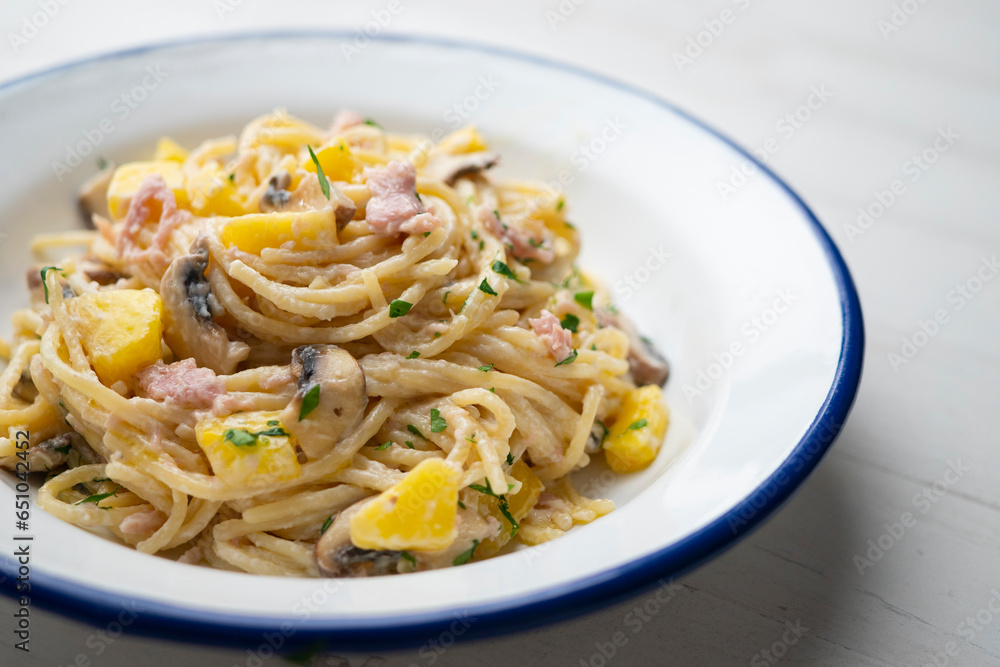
<box><xmin>315</xmin><ymin>500</ymin><xmax>411</xmax><ymax>577</ymax></box>
<box><xmin>585</xmin><ymin>420</ymin><xmax>609</xmax><ymax>454</ymax></box>
<box><xmin>77</xmin><ymin>163</ymin><xmax>115</xmax><ymax>227</ymax></box>
<box><xmin>259</xmin><ymin>171</ymin><xmax>292</xmax><ymax>212</ymax></box>
<box><xmin>599</xmin><ymin>309</ymin><xmax>670</xmax><ymax>387</ymax></box>
<box><xmin>279</xmin><ymin>345</ymin><xmax>367</xmax><ymax>460</ymax></box>
<box><xmin>0</xmin><ymin>432</ymin><xmax>92</xmax><ymax>473</ymax></box>
<box><xmin>160</xmin><ymin>236</ymin><xmax>250</xmax><ymax>374</ymax></box>
<box><xmin>288</xmin><ymin>172</ymin><xmax>357</xmax><ymax>228</ymax></box>
<box><xmin>423</xmin><ymin>151</ymin><xmax>500</xmax><ymax>186</ymax></box>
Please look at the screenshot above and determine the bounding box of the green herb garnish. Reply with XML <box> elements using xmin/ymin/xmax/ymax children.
<box><xmin>376</xmin><ymin>441</ymin><xmax>393</xmax><ymax>450</ymax></box>
<box><xmin>407</xmin><ymin>424</ymin><xmax>427</xmax><ymax>440</ymax></box>
<box><xmin>405</xmin><ymin>440</ymin><xmax>415</xmax><ymax>449</ymax></box>
<box><xmin>478</xmin><ymin>279</ymin><xmax>497</xmax><ymax>296</ymax></box>
<box><xmin>307</xmin><ymin>145</ymin><xmax>331</xmax><ymax>200</ymax></box>
<box><xmin>555</xmin><ymin>349</ymin><xmax>579</xmax><ymax>366</ymax></box>
<box><xmin>320</xmin><ymin>516</ymin><xmax>333</xmax><ymax>533</ymax></box>
<box><xmin>298</xmin><ymin>385</ymin><xmax>321</xmax><ymax>421</ymax></box>
<box><xmin>491</xmin><ymin>260</ymin><xmax>522</xmax><ymax>283</ymax></box>
<box><xmin>626</xmin><ymin>419</ymin><xmax>648</xmax><ymax>432</ymax></box>
<box><xmin>75</xmin><ymin>485</ymin><xmax>120</xmax><ymax>506</ymax></box>
<box><xmin>224</xmin><ymin>428</ymin><xmax>258</xmax><ymax>447</ymax></box>
<box><xmin>453</xmin><ymin>539</ymin><xmax>479</xmax><ymax>566</ymax></box>
<box><xmin>364</xmin><ymin>118</ymin><xmax>382</xmax><ymax>128</ymax></box>
<box><xmin>430</xmin><ymin>408</ymin><xmax>447</xmax><ymax>433</ymax></box>
<box><xmin>457</xmin><ymin>500</ymin><xmax>466</xmax><ymax>510</ymax></box>
<box><xmin>468</xmin><ymin>479</ymin><xmax>519</xmax><ymax>537</ymax></box>
<box><xmin>401</xmin><ymin>551</ymin><xmax>416</xmax><ymax>565</ymax></box>
<box><xmin>560</xmin><ymin>313</ymin><xmax>580</xmax><ymax>332</ymax></box>
<box><xmin>40</xmin><ymin>266</ymin><xmax>63</xmax><ymax>304</ymax></box>
<box><xmin>407</xmin><ymin>351</ymin><xmax>421</xmax><ymax>359</ymax></box>
<box><xmin>389</xmin><ymin>299</ymin><xmax>413</xmax><ymax>317</ymax></box>
<box><xmin>478</xmin><ymin>363</ymin><xmax>494</xmax><ymax>372</ymax></box>
<box><xmin>574</xmin><ymin>290</ymin><xmax>594</xmax><ymax>310</ymax></box>
<box><xmin>506</xmin><ymin>453</ymin><xmax>515</xmax><ymax>466</ymax></box>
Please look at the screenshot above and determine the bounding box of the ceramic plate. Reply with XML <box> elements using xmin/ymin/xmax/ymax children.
<box><xmin>0</xmin><ymin>33</ymin><xmax>863</xmax><ymax>650</ymax></box>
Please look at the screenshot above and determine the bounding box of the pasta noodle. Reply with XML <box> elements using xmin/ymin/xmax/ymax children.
<box><xmin>0</xmin><ymin>110</ymin><xmax>671</xmax><ymax>577</ymax></box>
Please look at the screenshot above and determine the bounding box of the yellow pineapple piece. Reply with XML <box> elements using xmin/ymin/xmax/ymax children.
<box><xmin>476</xmin><ymin>460</ymin><xmax>543</xmax><ymax>558</ymax></box>
<box><xmin>195</xmin><ymin>411</ymin><xmax>300</xmax><ymax>487</ymax></box>
<box><xmin>220</xmin><ymin>209</ymin><xmax>336</xmax><ymax>255</ymax></box>
<box><xmin>604</xmin><ymin>385</ymin><xmax>669</xmax><ymax>474</ymax></box>
<box><xmin>350</xmin><ymin>458</ymin><xmax>460</xmax><ymax>551</ymax></box>
<box><xmin>106</xmin><ymin>161</ymin><xmax>188</xmax><ymax>220</ymax></box>
<box><xmin>69</xmin><ymin>289</ymin><xmax>163</xmax><ymax>387</ymax></box>
<box><xmin>153</xmin><ymin>137</ymin><xmax>189</xmax><ymax>162</ymax></box>
<box><xmin>303</xmin><ymin>141</ymin><xmax>361</xmax><ymax>183</ymax></box>
<box><xmin>186</xmin><ymin>164</ymin><xmax>246</xmax><ymax>217</ymax></box>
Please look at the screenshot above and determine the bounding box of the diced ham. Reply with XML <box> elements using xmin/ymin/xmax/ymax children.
<box><xmin>331</xmin><ymin>109</ymin><xmax>364</xmax><ymax>134</ymax></box>
<box><xmin>363</xmin><ymin>161</ymin><xmax>442</xmax><ymax>236</ymax></box>
<box><xmin>120</xmin><ymin>509</ymin><xmax>166</xmax><ymax>535</ymax></box>
<box><xmin>117</xmin><ymin>174</ymin><xmax>190</xmax><ymax>272</ymax></box>
<box><xmin>477</xmin><ymin>205</ymin><xmax>555</xmax><ymax>263</ymax></box>
<box><xmin>139</xmin><ymin>359</ymin><xmax>225</xmax><ymax>408</ymax></box>
<box><xmin>139</xmin><ymin>359</ymin><xmax>256</xmax><ymax>415</ymax></box>
<box><xmin>529</xmin><ymin>309</ymin><xmax>573</xmax><ymax>362</ymax></box>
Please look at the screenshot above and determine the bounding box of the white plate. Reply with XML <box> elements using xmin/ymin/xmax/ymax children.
<box><xmin>0</xmin><ymin>33</ymin><xmax>863</xmax><ymax>649</ymax></box>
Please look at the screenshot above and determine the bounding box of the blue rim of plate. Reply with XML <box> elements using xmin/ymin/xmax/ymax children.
<box><xmin>0</xmin><ymin>31</ymin><xmax>864</xmax><ymax>652</ymax></box>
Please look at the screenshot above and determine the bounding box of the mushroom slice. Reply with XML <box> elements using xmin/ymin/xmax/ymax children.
<box><xmin>423</xmin><ymin>151</ymin><xmax>500</xmax><ymax>186</ymax></box>
<box><xmin>599</xmin><ymin>309</ymin><xmax>670</xmax><ymax>387</ymax></box>
<box><xmin>315</xmin><ymin>500</ymin><xmax>410</xmax><ymax>577</ymax></box>
<box><xmin>279</xmin><ymin>344</ymin><xmax>366</xmax><ymax>460</ymax></box>
<box><xmin>77</xmin><ymin>162</ymin><xmax>115</xmax><ymax>227</ymax></box>
<box><xmin>160</xmin><ymin>237</ymin><xmax>250</xmax><ymax>375</ymax></box>
<box><xmin>259</xmin><ymin>171</ymin><xmax>292</xmax><ymax>213</ymax></box>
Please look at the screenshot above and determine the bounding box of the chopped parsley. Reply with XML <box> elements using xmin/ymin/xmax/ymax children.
<box><xmin>376</xmin><ymin>441</ymin><xmax>393</xmax><ymax>450</ymax></box>
<box><xmin>574</xmin><ymin>290</ymin><xmax>594</xmax><ymax>310</ymax></box>
<box><xmin>306</xmin><ymin>145</ymin><xmax>331</xmax><ymax>200</ymax></box>
<box><xmin>491</xmin><ymin>260</ymin><xmax>523</xmax><ymax>283</ymax></box>
<box><xmin>478</xmin><ymin>278</ymin><xmax>497</xmax><ymax>296</ymax></box>
<box><xmin>53</xmin><ymin>443</ymin><xmax>72</xmax><ymax>455</ymax></box>
<box><xmin>228</xmin><ymin>172</ymin><xmax>235</xmax><ymax>183</ymax></box>
<box><xmin>560</xmin><ymin>313</ymin><xmax>580</xmax><ymax>333</ymax></box>
<box><xmin>415</xmin><ymin>192</ymin><xmax>424</xmax><ymax>204</ymax></box>
<box><xmin>423</xmin><ymin>230</ymin><xmax>431</xmax><ymax>237</ymax></box>
<box><xmin>555</xmin><ymin>349</ymin><xmax>579</xmax><ymax>366</ymax></box>
<box><xmin>389</xmin><ymin>299</ymin><xmax>413</xmax><ymax>317</ymax></box>
<box><xmin>527</xmin><ymin>238</ymin><xmax>545</xmax><ymax>248</ymax></box>
<box><xmin>96</xmin><ymin>156</ymin><xmax>108</xmax><ymax>170</ymax></box>
<box><xmin>40</xmin><ymin>266</ymin><xmax>63</xmax><ymax>304</ymax></box>
<box><xmin>407</xmin><ymin>351</ymin><xmax>421</xmax><ymax>359</ymax></box>
<box><xmin>406</xmin><ymin>424</ymin><xmax>427</xmax><ymax>440</ymax></box>
<box><xmin>556</xmin><ymin>199</ymin><xmax>565</xmax><ymax>211</ymax></box>
<box><xmin>478</xmin><ymin>363</ymin><xmax>494</xmax><ymax>372</ymax></box>
<box><xmin>298</xmin><ymin>385</ymin><xmax>321</xmax><ymax>421</ymax></box>
<box><xmin>405</xmin><ymin>440</ymin><xmax>415</xmax><ymax>449</ymax></box>
<box><xmin>75</xmin><ymin>485</ymin><xmax>120</xmax><ymax>507</ymax></box>
<box><xmin>442</xmin><ymin>290</ymin><xmax>451</xmax><ymax>305</ymax></box>
<box><xmin>320</xmin><ymin>516</ymin><xmax>333</xmax><ymax>533</ymax></box>
<box><xmin>453</xmin><ymin>539</ymin><xmax>479</xmax><ymax>566</ymax></box>
<box><xmin>430</xmin><ymin>408</ymin><xmax>447</xmax><ymax>433</ymax></box>
<box><xmin>468</xmin><ymin>479</ymin><xmax>519</xmax><ymax>537</ymax></box>
<box><xmin>457</xmin><ymin>500</ymin><xmax>467</xmax><ymax>510</ymax></box>
<box><xmin>224</xmin><ymin>425</ymin><xmax>289</xmax><ymax>448</ymax></box>
<box><xmin>506</xmin><ymin>453</ymin><xmax>515</xmax><ymax>466</ymax></box>
<box><xmin>364</xmin><ymin>118</ymin><xmax>382</xmax><ymax>128</ymax></box>
<box><xmin>401</xmin><ymin>551</ymin><xmax>416</xmax><ymax>565</ymax></box>
<box><xmin>626</xmin><ymin>418</ymin><xmax>648</xmax><ymax>432</ymax></box>
<box><xmin>267</xmin><ymin>420</ymin><xmax>280</xmax><ymax>426</ymax></box>
<box><xmin>465</xmin><ymin>434</ymin><xmax>477</xmax><ymax>443</ymax></box>
<box><xmin>471</xmin><ymin>230</ymin><xmax>479</xmax><ymax>240</ymax></box>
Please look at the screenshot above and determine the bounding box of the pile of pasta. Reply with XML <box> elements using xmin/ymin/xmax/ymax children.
<box><xmin>0</xmin><ymin>111</ymin><xmax>668</xmax><ymax>576</ymax></box>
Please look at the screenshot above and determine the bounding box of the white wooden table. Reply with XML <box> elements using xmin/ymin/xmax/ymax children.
<box><xmin>1</xmin><ymin>1</ymin><xmax>997</xmax><ymax>665</ymax></box>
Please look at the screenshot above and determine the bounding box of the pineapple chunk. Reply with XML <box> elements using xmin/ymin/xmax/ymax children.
<box><xmin>476</xmin><ymin>460</ymin><xmax>543</xmax><ymax>558</ymax></box>
<box><xmin>350</xmin><ymin>458</ymin><xmax>460</xmax><ymax>551</ymax></box>
<box><xmin>303</xmin><ymin>141</ymin><xmax>360</xmax><ymax>183</ymax></box>
<box><xmin>107</xmin><ymin>161</ymin><xmax>188</xmax><ymax>220</ymax></box>
<box><xmin>220</xmin><ymin>209</ymin><xmax>336</xmax><ymax>255</ymax></box>
<box><xmin>437</xmin><ymin>126</ymin><xmax>488</xmax><ymax>154</ymax></box>
<box><xmin>604</xmin><ymin>385</ymin><xmax>669</xmax><ymax>474</ymax></box>
<box><xmin>186</xmin><ymin>164</ymin><xmax>246</xmax><ymax>217</ymax></box>
<box><xmin>69</xmin><ymin>289</ymin><xmax>163</xmax><ymax>387</ymax></box>
<box><xmin>195</xmin><ymin>411</ymin><xmax>300</xmax><ymax>487</ymax></box>
<box><xmin>153</xmin><ymin>137</ymin><xmax>189</xmax><ymax>162</ymax></box>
